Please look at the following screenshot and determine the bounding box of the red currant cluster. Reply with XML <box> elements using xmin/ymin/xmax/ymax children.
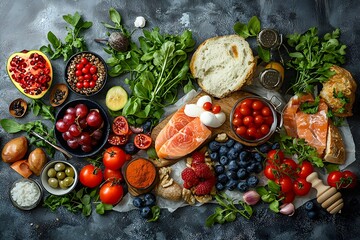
<box><xmin>75</xmin><ymin>57</ymin><xmax>98</xmax><ymax>89</ymax></box>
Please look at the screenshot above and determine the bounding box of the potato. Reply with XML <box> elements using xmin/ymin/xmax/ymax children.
<box><xmin>28</xmin><ymin>148</ymin><xmax>47</xmax><ymax>176</ymax></box>
<box><xmin>1</xmin><ymin>136</ymin><xmax>28</xmax><ymax>163</ymax></box>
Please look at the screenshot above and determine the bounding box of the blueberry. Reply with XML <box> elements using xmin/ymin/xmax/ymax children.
<box><xmin>254</xmin><ymin>162</ymin><xmax>263</xmax><ymax>174</ymax></box>
<box><xmin>214</xmin><ymin>164</ymin><xmax>224</xmax><ymax>175</ymax></box>
<box><xmin>219</xmin><ymin>146</ymin><xmax>229</xmax><ymax>156</ymax></box>
<box><xmin>140</xmin><ymin>206</ymin><xmax>152</xmax><ymax>219</ymax></box>
<box><xmin>239</xmin><ymin>151</ymin><xmax>250</xmax><ymax>162</ymax></box>
<box><xmin>227</xmin><ymin>148</ymin><xmax>239</xmax><ymax>160</ymax></box>
<box><xmin>217</xmin><ymin>174</ymin><xmax>228</xmax><ymax>184</ymax></box>
<box><xmin>219</xmin><ymin>155</ymin><xmax>229</xmax><ymax>165</ymax></box>
<box><xmin>226</xmin><ymin>170</ymin><xmax>238</xmax><ymax>180</ymax></box>
<box><xmin>233</xmin><ymin>142</ymin><xmax>244</xmax><ymax>152</ymax></box>
<box><xmin>226</xmin><ymin>179</ymin><xmax>237</xmax><ymax>191</ymax></box>
<box><xmin>216</xmin><ymin>182</ymin><xmax>225</xmax><ymax>191</ymax></box>
<box><xmin>226</xmin><ymin>139</ymin><xmax>235</xmax><ymax>148</ymax></box>
<box><xmin>237</xmin><ymin>168</ymin><xmax>248</xmax><ymax>180</ymax></box>
<box><xmin>209</xmin><ymin>141</ymin><xmax>221</xmax><ymax>152</ymax></box>
<box><xmin>253</xmin><ymin>152</ymin><xmax>264</xmax><ymax>162</ymax></box>
<box><xmin>305</xmin><ymin>201</ymin><xmax>315</xmax><ymax>211</ymax></box>
<box><xmin>237</xmin><ymin>181</ymin><xmax>249</xmax><ymax>192</ymax></box>
<box><xmin>259</xmin><ymin>143</ymin><xmax>271</xmax><ymax>153</ymax></box>
<box><xmin>246</xmin><ymin>163</ymin><xmax>257</xmax><ymax>173</ymax></box>
<box><xmin>124</xmin><ymin>142</ymin><xmax>139</xmax><ymax>155</ymax></box>
<box><xmin>210</xmin><ymin>152</ymin><xmax>219</xmax><ymax>161</ymax></box>
<box><xmin>133</xmin><ymin>197</ymin><xmax>144</xmax><ymax>208</ymax></box>
<box><xmin>307</xmin><ymin>210</ymin><xmax>318</xmax><ymax>219</ymax></box>
<box><xmin>228</xmin><ymin>160</ymin><xmax>239</xmax><ymax>171</ymax></box>
<box><xmin>238</xmin><ymin>159</ymin><xmax>249</xmax><ymax>168</ymax></box>
<box><xmin>271</xmin><ymin>142</ymin><xmax>280</xmax><ymax>150</ymax></box>
<box><xmin>246</xmin><ymin>175</ymin><xmax>259</xmax><ymax>188</ymax></box>
<box><xmin>144</xmin><ymin>193</ymin><xmax>156</xmax><ymax>206</ymax></box>
<box><xmin>142</xmin><ymin>121</ymin><xmax>152</xmax><ymax>133</ymax></box>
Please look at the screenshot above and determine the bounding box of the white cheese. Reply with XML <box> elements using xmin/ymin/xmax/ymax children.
<box><xmin>134</xmin><ymin>16</ymin><xmax>146</xmax><ymax>28</ymax></box>
<box><xmin>10</xmin><ymin>181</ymin><xmax>40</xmax><ymax>207</ymax></box>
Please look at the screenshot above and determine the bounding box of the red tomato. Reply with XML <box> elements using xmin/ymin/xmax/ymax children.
<box><xmin>281</xmin><ymin>158</ymin><xmax>298</xmax><ymax>174</ymax></box>
<box><xmin>252</xmin><ymin>100</ymin><xmax>264</xmax><ymax>110</ymax></box>
<box><xmin>233</xmin><ymin>112</ymin><xmax>242</xmax><ymax>119</ymax></box>
<box><xmin>276</xmin><ymin>176</ymin><xmax>293</xmax><ymax>193</ymax></box>
<box><xmin>99</xmin><ymin>181</ymin><xmax>124</xmax><ymax>205</ymax></box>
<box><xmin>266</xmin><ymin>149</ymin><xmax>284</xmax><ymax>165</ymax></box>
<box><xmin>280</xmin><ymin>190</ymin><xmax>295</xmax><ymax>204</ymax></box>
<box><xmin>80</xmin><ymin>57</ymin><xmax>88</xmax><ymax>64</ymax></box>
<box><xmin>104</xmin><ymin>168</ymin><xmax>123</xmax><ymax>181</ymax></box>
<box><xmin>293</xmin><ymin>178</ymin><xmax>311</xmax><ymax>196</ymax></box>
<box><xmin>254</xmin><ymin>115</ymin><xmax>264</xmax><ymax>125</ymax></box>
<box><xmin>203</xmin><ymin>102</ymin><xmax>212</xmax><ymax>111</ymax></box>
<box><xmin>232</xmin><ymin>117</ymin><xmax>242</xmax><ymax>127</ymax></box>
<box><xmin>212</xmin><ymin>105</ymin><xmax>221</xmax><ymax>114</ymax></box>
<box><xmin>247</xmin><ymin>127</ymin><xmax>257</xmax><ymax>137</ymax></box>
<box><xmin>240</xmin><ymin>99</ymin><xmax>253</xmax><ymax>108</ymax></box>
<box><xmin>103</xmin><ymin>146</ymin><xmax>127</xmax><ymax>170</ymax></box>
<box><xmin>242</xmin><ymin>116</ymin><xmax>254</xmax><ymax>126</ymax></box>
<box><xmin>298</xmin><ymin>161</ymin><xmax>314</xmax><ymax>179</ymax></box>
<box><xmin>236</xmin><ymin>126</ymin><xmax>247</xmax><ymax>136</ymax></box>
<box><xmin>240</xmin><ymin>107</ymin><xmax>252</xmax><ymax>116</ymax></box>
<box><xmin>112</xmin><ymin>116</ymin><xmax>129</xmax><ymax>135</ymax></box>
<box><xmin>327</xmin><ymin>171</ymin><xmax>344</xmax><ymax>189</ymax></box>
<box><xmin>79</xmin><ymin>165</ymin><xmax>103</xmax><ymax>188</ymax></box>
<box><xmin>264</xmin><ymin>165</ymin><xmax>279</xmax><ymax>180</ymax></box>
<box><xmin>261</xmin><ymin>106</ymin><xmax>272</xmax><ymax>116</ymax></box>
<box><xmin>134</xmin><ymin>133</ymin><xmax>152</xmax><ymax>149</ymax></box>
<box><xmin>260</xmin><ymin>124</ymin><xmax>270</xmax><ymax>135</ymax></box>
<box><xmin>264</xmin><ymin>116</ymin><xmax>274</xmax><ymax>125</ymax></box>
<box><xmin>342</xmin><ymin>170</ymin><xmax>357</xmax><ymax>189</ymax></box>
<box><xmin>83</xmin><ymin>81</ymin><xmax>90</xmax><ymax>88</ymax></box>
<box><xmin>252</xmin><ymin>110</ymin><xmax>262</xmax><ymax>116</ymax></box>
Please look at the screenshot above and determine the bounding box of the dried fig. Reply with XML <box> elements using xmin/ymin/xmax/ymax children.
<box><xmin>1</xmin><ymin>136</ymin><xmax>28</xmax><ymax>163</ymax></box>
<box><xmin>28</xmin><ymin>148</ymin><xmax>47</xmax><ymax>176</ymax></box>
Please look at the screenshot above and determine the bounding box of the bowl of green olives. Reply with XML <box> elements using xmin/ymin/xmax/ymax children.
<box><xmin>40</xmin><ymin>160</ymin><xmax>78</xmax><ymax>195</ymax></box>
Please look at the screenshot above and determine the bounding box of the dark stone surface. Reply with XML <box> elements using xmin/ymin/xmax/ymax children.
<box><xmin>0</xmin><ymin>0</ymin><xmax>359</xmax><ymax>239</ymax></box>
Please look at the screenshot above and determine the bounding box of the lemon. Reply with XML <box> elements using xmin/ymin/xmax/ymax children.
<box><xmin>105</xmin><ymin>86</ymin><xmax>128</xmax><ymax>111</ymax></box>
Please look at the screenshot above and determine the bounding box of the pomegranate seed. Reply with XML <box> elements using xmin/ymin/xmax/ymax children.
<box><xmin>30</xmin><ymin>53</ymin><xmax>34</xmax><ymax>58</ymax></box>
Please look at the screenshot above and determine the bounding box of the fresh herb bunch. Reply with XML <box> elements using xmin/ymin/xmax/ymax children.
<box><xmin>102</xmin><ymin>8</ymin><xmax>130</xmax><ymax>36</ymax></box>
<box><xmin>43</xmin><ymin>187</ymin><xmax>112</xmax><ymax>216</ymax></box>
<box><xmin>332</xmin><ymin>89</ymin><xmax>349</xmax><ymax>114</ymax></box>
<box><xmin>256</xmin><ymin>180</ymin><xmax>281</xmax><ymax>213</ymax></box>
<box><xmin>29</xmin><ymin>99</ymin><xmax>55</xmax><ymax>122</ymax></box>
<box><xmin>299</xmin><ymin>96</ymin><xmax>320</xmax><ymax>114</ymax></box>
<box><xmin>233</xmin><ymin>16</ymin><xmax>271</xmax><ymax>62</ymax></box>
<box><xmin>205</xmin><ymin>193</ymin><xmax>253</xmax><ymax>227</ymax></box>
<box><xmin>286</xmin><ymin>27</ymin><xmax>347</xmax><ymax>93</ymax></box>
<box><xmin>40</xmin><ymin>12</ymin><xmax>93</xmax><ymax>61</ymax></box>
<box><xmin>102</xmin><ymin>9</ymin><xmax>196</xmax><ymax>126</ymax></box>
<box><xmin>0</xmin><ymin>119</ymin><xmax>56</xmax><ymax>157</ymax></box>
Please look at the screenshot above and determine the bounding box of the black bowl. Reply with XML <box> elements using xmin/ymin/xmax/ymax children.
<box><xmin>55</xmin><ymin>99</ymin><xmax>110</xmax><ymax>158</ymax></box>
<box><xmin>65</xmin><ymin>51</ymin><xmax>108</xmax><ymax>96</ymax></box>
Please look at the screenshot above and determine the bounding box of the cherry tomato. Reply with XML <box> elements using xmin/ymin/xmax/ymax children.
<box><xmin>254</xmin><ymin>115</ymin><xmax>264</xmax><ymax>125</ymax></box>
<box><xmin>112</xmin><ymin>116</ymin><xmax>129</xmax><ymax>135</ymax></box>
<box><xmin>342</xmin><ymin>170</ymin><xmax>357</xmax><ymax>189</ymax></box>
<box><xmin>83</xmin><ymin>81</ymin><xmax>90</xmax><ymax>88</ymax></box>
<box><xmin>203</xmin><ymin>102</ymin><xmax>212</xmax><ymax>111</ymax></box>
<box><xmin>240</xmin><ymin>107</ymin><xmax>252</xmax><ymax>116</ymax></box>
<box><xmin>252</xmin><ymin>100</ymin><xmax>264</xmax><ymax>110</ymax></box>
<box><xmin>134</xmin><ymin>133</ymin><xmax>152</xmax><ymax>149</ymax></box>
<box><xmin>80</xmin><ymin>57</ymin><xmax>88</xmax><ymax>65</ymax></box>
<box><xmin>240</xmin><ymin>99</ymin><xmax>253</xmax><ymax>109</ymax></box>
<box><xmin>104</xmin><ymin>168</ymin><xmax>123</xmax><ymax>181</ymax></box>
<box><xmin>281</xmin><ymin>158</ymin><xmax>298</xmax><ymax>175</ymax></box>
<box><xmin>79</xmin><ymin>165</ymin><xmax>103</xmax><ymax>188</ymax></box>
<box><xmin>327</xmin><ymin>171</ymin><xmax>344</xmax><ymax>189</ymax></box>
<box><xmin>297</xmin><ymin>161</ymin><xmax>313</xmax><ymax>179</ymax></box>
<box><xmin>76</xmin><ymin>82</ymin><xmax>83</xmax><ymax>89</ymax></box>
<box><xmin>233</xmin><ymin>112</ymin><xmax>242</xmax><ymax>119</ymax></box>
<box><xmin>90</xmin><ymin>66</ymin><xmax>97</xmax><ymax>74</ymax></box>
<box><xmin>236</xmin><ymin>126</ymin><xmax>247</xmax><ymax>136</ymax></box>
<box><xmin>82</xmin><ymin>67</ymin><xmax>89</xmax><ymax>74</ymax></box>
<box><xmin>247</xmin><ymin>127</ymin><xmax>257</xmax><ymax>137</ymax></box>
<box><xmin>78</xmin><ymin>75</ymin><xmax>84</xmax><ymax>82</ymax></box>
<box><xmin>75</xmin><ymin>70</ymin><xmax>82</xmax><ymax>77</ymax></box>
<box><xmin>260</xmin><ymin>124</ymin><xmax>270</xmax><ymax>135</ymax></box>
<box><xmin>232</xmin><ymin>117</ymin><xmax>242</xmax><ymax>127</ymax></box>
<box><xmin>264</xmin><ymin>116</ymin><xmax>274</xmax><ymax>125</ymax></box>
<box><xmin>212</xmin><ymin>105</ymin><xmax>221</xmax><ymax>114</ymax></box>
<box><xmin>276</xmin><ymin>175</ymin><xmax>293</xmax><ymax>193</ymax></box>
<box><xmin>242</xmin><ymin>116</ymin><xmax>254</xmax><ymax>126</ymax></box>
<box><xmin>264</xmin><ymin>165</ymin><xmax>279</xmax><ymax>180</ymax></box>
<box><xmin>103</xmin><ymin>146</ymin><xmax>127</xmax><ymax>170</ymax></box>
<box><xmin>252</xmin><ymin>110</ymin><xmax>261</xmax><ymax>116</ymax></box>
<box><xmin>99</xmin><ymin>181</ymin><xmax>124</xmax><ymax>205</ymax></box>
<box><xmin>279</xmin><ymin>190</ymin><xmax>295</xmax><ymax>204</ymax></box>
<box><xmin>266</xmin><ymin>149</ymin><xmax>284</xmax><ymax>165</ymax></box>
<box><xmin>261</xmin><ymin>106</ymin><xmax>272</xmax><ymax>116</ymax></box>
<box><xmin>76</xmin><ymin>63</ymin><xmax>84</xmax><ymax>70</ymax></box>
<box><xmin>89</xmin><ymin>81</ymin><xmax>96</xmax><ymax>88</ymax></box>
<box><xmin>293</xmin><ymin>178</ymin><xmax>311</xmax><ymax>196</ymax></box>
<box><xmin>92</xmin><ymin>75</ymin><xmax>98</xmax><ymax>81</ymax></box>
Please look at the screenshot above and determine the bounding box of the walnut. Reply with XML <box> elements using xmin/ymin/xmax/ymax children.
<box><xmin>155</xmin><ymin>167</ymin><xmax>182</xmax><ymax>201</ymax></box>
<box><xmin>182</xmin><ymin>188</ymin><xmax>196</xmax><ymax>205</ymax></box>
<box><xmin>194</xmin><ymin>194</ymin><xmax>213</xmax><ymax>204</ymax></box>
<box><xmin>215</xmin><ymin>133</ymin><xmax>228</xmax><ymax>142</ymax></box>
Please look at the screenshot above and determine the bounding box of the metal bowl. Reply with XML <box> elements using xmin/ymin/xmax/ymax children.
<box><xmin>9</xmin><ymin>178</ymin><xmax>43</xmax><ymax>210</ymax></box>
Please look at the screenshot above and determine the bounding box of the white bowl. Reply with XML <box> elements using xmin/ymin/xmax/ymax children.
<box><xmin>41</xmin><ymin>160</ymin><xmax>78</xmax><ymax>195</ymax></box>
<box><xmin>9</xmin><ymin>178</ymin><xmax>43</xmax><ymax>210</ymax></box>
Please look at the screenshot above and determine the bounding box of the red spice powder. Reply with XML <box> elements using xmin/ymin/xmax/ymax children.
<box><xmin>125</xmin><ymin>158</ymin><xmax>156</xmax><ymax>189</ymax></box>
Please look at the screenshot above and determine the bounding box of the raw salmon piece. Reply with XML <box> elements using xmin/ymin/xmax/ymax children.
<box><xmin>157</xmin><ymin>118</ymin><xmax>211</xmax><ymax>159</ymax></box>
<box><xmin>155</xmin><ymin>106</ymin><xmax>194</xmax><ymax>152</ymax></box>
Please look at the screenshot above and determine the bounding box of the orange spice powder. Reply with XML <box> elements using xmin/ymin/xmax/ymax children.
<box><xmin>125</xmin><ymin>158</ymin><xmax>156</xmax><ymax>189</ymax></box>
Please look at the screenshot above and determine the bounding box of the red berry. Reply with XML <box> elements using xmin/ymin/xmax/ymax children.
<box><xmin>181</xmin><ymin>168</ymin><xmax>199</xmax><ymax>187</ymax></box>
<box><xmin>194</xmin><ymin>163</ymin><xmax>214</xmax><ymax>179</ymax></box>
<box><xmin>183</xmin><ymin>181</ymin><xmax>192</xmax><ymax>189</ymax></box>
<box><xmin>191</xmin><ymin>151</ymin><xmax>205</xmax><ymax>167</ymax></box>
<box><xmin>194</xmin><ymin>180</ymin><xmax>213</xmax><ymax>195</ymax></box>
<box><xmin>82</xmin><ymin>67</ymin><xmax>89</xmax><ymax>74</ymax></box>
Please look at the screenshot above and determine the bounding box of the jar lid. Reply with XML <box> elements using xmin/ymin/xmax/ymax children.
<box><xmin>257</xmin><ymin>29</ymin><xmax>281</xmax><ymax>49</ymax></box>
<box><xmin>259</xmin><ymin>69</ymin><xmax>282</xmax><ymax>90</ymax></box>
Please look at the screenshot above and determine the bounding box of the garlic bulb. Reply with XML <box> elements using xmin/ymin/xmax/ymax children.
<box><xmin>242</xmin><ymin>190</ymin><xmax>260</xmax><ymax>205</ymax></box>
<box><xmin>279</xmin><ymin>203</ymin><xmax>295</xmax><ymax>216</ymax></box>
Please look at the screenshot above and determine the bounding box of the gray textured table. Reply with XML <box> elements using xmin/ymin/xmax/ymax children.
<box><xmin>0</xmin><ymin>0</ymin><xmax>359</xmax><ymax>239</ymax></box>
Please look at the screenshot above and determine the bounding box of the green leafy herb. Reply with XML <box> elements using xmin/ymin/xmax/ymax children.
<box><xmin>256</xmin><ymin>180</ymin><xmax>281</xmax><ymax>213</ymax></box>
<box><xmin>326</xmin><ymin>109</ymin><xmax>345</xmax><ymax>126</ymax></box>
<box><xmin>102</xmin><ymin>7</ymin><xmax>130</xmax><ymax>37</ymax></box>
<box><xmin>148</xmin><ymin>206</ymin><xmax>161</xmax><ymax>222</ymax></box>
<box><xmin>278</xmin><ymin>134</ymin><xmax>324</xmax><ymax>167</ymax></box>
<box><xmin>286</xmin><ymin>27</ymin><xmax>347</xmax><ymax>94</ymax></box>
<box><xmin>0</xmin><ymin>119</ymin><xmax>56</xmax><ymax>157</ymax></box>
<box><xmin>299</xmin><ymin>96</ymin><xmax>320</xmax><ymax>114</ymax></box>
<box><xmin>29</xmin><ymin>99</ymin><xmax>55</xmax><ymax>122</ymax></box>
<box><xmin>40</xmin><ymin>12</ymin><xmax>92</xmax><ymax>61</ymax></box>
<box><xmin>205</xmin><ymin>193</ymin><xmax>252</xmax><ymax>227</ymax></box>
<box><xmin>146</xmin><ymin>147</ymin><xmax>158</xmax><ymax>159</ymax></box>
<box><xmin>333</xmin><ymin>89</ymin><xmax>349</xmax><ymax>114</ymax></box>
<box><xmin>324</xmin><ymin>163</ymin><xmax>340</xmax><ymax>173</ymax></box>
<box><xmin>233</xmin><ymin>16</ymin><xmax>270</xmax><ymax>62</ymax></box>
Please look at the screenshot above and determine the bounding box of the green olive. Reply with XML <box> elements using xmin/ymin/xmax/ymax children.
<box><xmin>65</xmin><ymin>167</ymin><xmax>75</xmax><ymax>177</ymax></box>
<box><xmin>59</xmin><ymin>180</ymin><xmax>67</xmax><ymax>189</ymax></box>
<box><xmin>48</xmin><ymin>178</ymin><xmax>59</xmax><ymax>188</ymax></box>
<box><xmin>54</xmin><ymin>163</ymin><xmax>66</xmax><ymax>171</ymax></box>
<box><xmin>63</xmin><ymin>177</ymin><xmax>74</xmax><ymax>187</ymax></box>
<box><xmin>56</xmin><ymin>171</ymin><xmax>66</xmax><ymax>180</ymax></box>
<box><xmin>47</xmin><ymin>168</ymin><xmax>57</xmax><ymax>178</ymax></box>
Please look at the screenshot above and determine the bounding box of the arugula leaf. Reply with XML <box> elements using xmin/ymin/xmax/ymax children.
<box><xmin>256</xmin><ymin>180</ymin><xmax>281</xmax><ymax>213</ymax></box>
<box><xmin>148</xmin><ymin>206</ymin><xmax>161</xmax><ymax>222</ymax></box>
<box><xmin>29</xmin><ymin>99</ymin><xmax>55</xmax><ymax>122</ymax></box>
<box><xmin>333</xmin><ymin>89</ymin><xmax>349</xmax><ymax>114</ymax></box>
<box><xmin>299</xmin><ymin>96</ymin><xmax>320</xmax><ymax>114</ymax></box>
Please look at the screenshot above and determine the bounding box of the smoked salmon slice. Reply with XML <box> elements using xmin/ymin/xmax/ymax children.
<box><xmin>157</xmin><ymin>117</ymin><xmax>211</xmax><ymax>159</ymax></box>
<box><xmin>155</xmin><ymin>106</ymin><xmax>195</xmax><ymax>152</ymax></box>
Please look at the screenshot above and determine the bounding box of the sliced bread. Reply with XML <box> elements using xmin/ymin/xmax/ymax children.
<box><xmin>323</xmin><ymin>122</ymin><xmax>346</xmax><ymax>164</ymax></box>
<box><xmin>190</xmin><ymin>35</ymin><xmax>256</xmax><ymax>98</ymax></box>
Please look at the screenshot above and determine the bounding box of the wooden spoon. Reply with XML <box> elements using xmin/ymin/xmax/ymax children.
<box><xmin>9</xmin><ymin>98</ymin><xmax>28</xmax><ymax>118</ymax></box>
<box><xmin>50</xmin><ymin>84</ymin><xmax>69</xmax><ymax>107</ymax></box>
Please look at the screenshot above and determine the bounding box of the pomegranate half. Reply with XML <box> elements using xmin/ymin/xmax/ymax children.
<box><xmin>6</xmin><ymin>50</ymin><xmax>53</xmax><ymax>99</ymax></box>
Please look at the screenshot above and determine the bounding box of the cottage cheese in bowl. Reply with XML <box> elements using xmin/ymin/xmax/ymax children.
<box><xmin>10</xmin><ymin>178</ymin><xmax>43</xmax><ymax>210</ymax></box>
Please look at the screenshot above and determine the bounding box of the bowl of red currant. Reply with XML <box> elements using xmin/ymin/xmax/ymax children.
<box><xmin>55</xmin><ymin>99</ymin><xmax>110</xmax><ymax>158</ymax></box>
<box><xmin>65</xmin><ymin>51</ymin><xmax>107</xmax><ymax>96</ymax></box>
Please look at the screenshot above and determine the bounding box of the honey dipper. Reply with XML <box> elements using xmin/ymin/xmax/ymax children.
<box><xmin>306</xmin><ymin>172</ymin><xmax>344</xmax><ymax>214</ymax></box>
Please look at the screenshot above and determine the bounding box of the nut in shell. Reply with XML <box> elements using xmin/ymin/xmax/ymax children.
<box><xmin>9</xmin><ymin>98</ymin><xmax>27</xmax><ymax>118</ymax></box>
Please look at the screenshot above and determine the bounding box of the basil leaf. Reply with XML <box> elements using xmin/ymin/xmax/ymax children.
<box><xmin>257</xmin><ymin>46</ymin><xmax>271</xmax><ymax>62</ymax></box>
<box><xmin>109</xmin><ymin>8</ymin><xmax>121</xmax><ymax>25</ymax></box>
<box><xmin>47</xmin><ymin>31</ymin><xmax>61</xmax><ymax>48</ymax></box>
<box><xmin>234</xmin><ymin>22</ymin><xmax>250</xmax><ymax>39</ymax></box>
<box><xmin>148</xmin><ymin>206</ymin><xmax>161</xmax><ymax>222</ymax></box>
<box><xmin>248</xmin><ymin>16</ymin><xmax>261</xmax><ymax>35</ymax></box>
<box><xmin>0</xmin><ymin>119</ymin><xmax>24</xmax><ymax>133</ymax></box>
<box><xmin>269</xmin><ymin>200</ymin><xmax>280</xmax><ymax>213</ymax></box>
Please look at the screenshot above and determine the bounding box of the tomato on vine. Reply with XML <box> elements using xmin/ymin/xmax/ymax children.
<box><xmin>293</xmin><ymin>178</ymin><xmax>311</xmax><ymax>196</ymax></box>
<box><xmin>103</xmin><ymin>146</ymin><xmax>127</xmax><ymax>170</ymax></box>
<box><xmin>266</xmin><ymin>149</ymin><xmax>284</xmax><ymax>165</ymax></box>
<box><xmin>79</xmin><ymin>165</ymin><xmax>103</xmax><ymax>188</ymax></box>
<box><xmin>297</xmin><ymin>161</ymin><xmax>313</xmax><ymax>179</ymax></box>
<box><xmin>99</xmin><ymin>181</ymin><xmax>124</xmax><ymax>205</ymax></box>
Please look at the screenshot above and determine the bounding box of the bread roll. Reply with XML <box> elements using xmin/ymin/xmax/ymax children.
<box><xmin>190</xmin><ymin>35</ymin><xmax>256</xmax><ymax>98</ymax></box>
<box><xmin>323</xmin><ymin>122</ymin><xmax>346</xmax><ymax>164</ymax></box>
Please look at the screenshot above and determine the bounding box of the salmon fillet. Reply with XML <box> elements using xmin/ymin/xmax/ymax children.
<box><xmin>157</xmin><ymin>118</ymin><xmax>211</xmax><ymax>159</ymax></box>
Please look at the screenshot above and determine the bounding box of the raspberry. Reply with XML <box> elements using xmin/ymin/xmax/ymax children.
<box><xmin>183</xmin><ymin>181</ymin><xmax>192</xmax><ymax>189</ymax></box>
<box><xmin>191</xmin><ymin>151</ymin><xmax>205</xmax><ymax>167</ymax></box>
<box><xmin>194</xmin><ymin>180</ymin><xmax>214</xmax><ymax>195</ymax></box>
<box><xmin>194</xmin><ymin>163</ymin><xmax>214</xmax><ymax>179</ymax></box>
<box><xmin>181</xmin><ymin>167</ymin><xmax>199</xmax><ymax>187</ymax></box>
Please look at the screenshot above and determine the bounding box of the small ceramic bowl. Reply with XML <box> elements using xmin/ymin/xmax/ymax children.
<box><xmin>65</xmin><ymin>51</ymin><xmax>107</xmax><ymax>96</ymax></box>
<box><xmin>50</xmin><ymin>83</ymin><xmax>69</xmax><ymax>107</ymax></box>
<box><xmin>9</xmin><ymin>178</ymin><xmax>43</xmax><ymax>210</ymax></box>
<box><xmin>230</xmin><ymin>96</ymin><xmax>279</xmax><ymax>146</ymax></box>
<box><xmin>40</xmin><ymin>160</ymin><xmax>78</xmax><ymax>196</ymax></box>
<box><xmin>9</xmin><ymin>98</ymin><xmax>27</xmax><ymax>118</ymax></box>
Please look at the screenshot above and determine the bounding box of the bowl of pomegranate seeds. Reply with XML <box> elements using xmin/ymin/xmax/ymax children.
<box><xmin>65</xmin><ymin>51</ymin><xmax>107</xmax><ymax>96</ymax></box>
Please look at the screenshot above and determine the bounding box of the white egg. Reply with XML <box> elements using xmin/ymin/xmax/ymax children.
<box><xmin>196</xmin><ymin>95</ymin><xmax>212</xmax><ymax>108</ymax></box>
<box><xmin>215</xmin><ymin>112</ymin><xmax>226</xmax><ymax>125</ymax></box>
<box><xmin>184</xmin><ymin>104</ymin><xmax>204</xmax><ymax>117</ymax></box>
<box><xmin>200</xmin><ymin>111</ymin><xmax>223</xmax><ymax>128</ymax></box>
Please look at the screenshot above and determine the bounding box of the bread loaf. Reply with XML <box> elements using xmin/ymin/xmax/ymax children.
<box><xmin>323</xmin><ymin>122</ymin><xmax>346</xmax><ymax>164</ymax></box>
<box><xmin>190</xmin><ymin>35</ymin><xmax>256</xmax><ymax>98</ymax></box>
